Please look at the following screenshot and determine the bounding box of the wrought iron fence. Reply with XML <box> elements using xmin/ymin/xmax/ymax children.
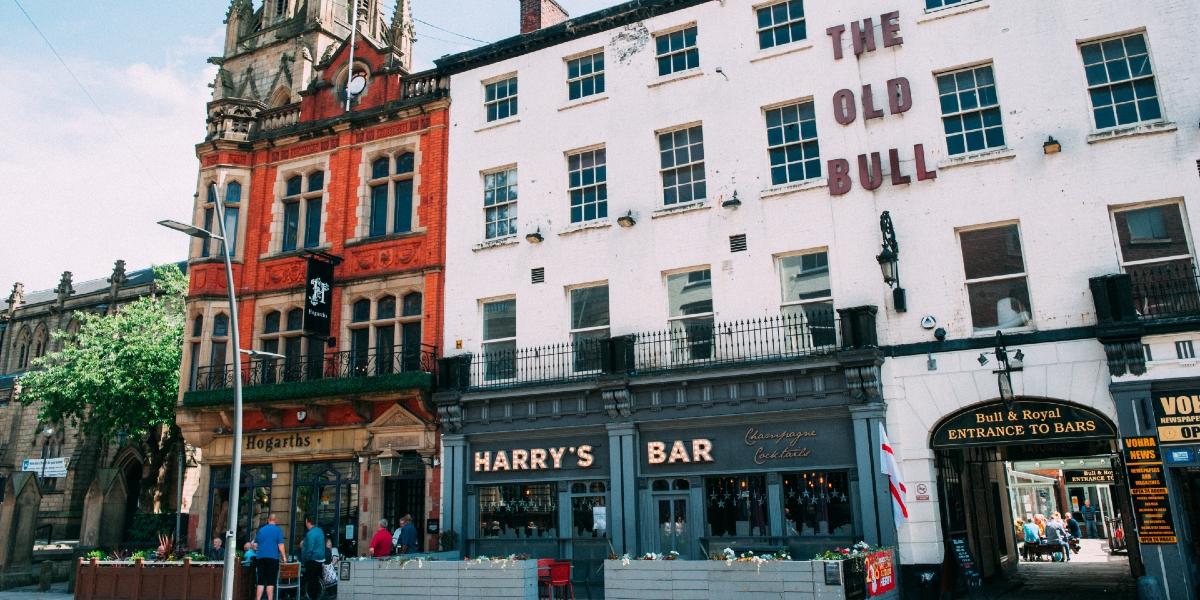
<box><xmin>1130</xmin><ymin>262</ymin><xmax>1200</xmax><ymax>319</ymax></box>
<box><xmin>191</xmin><ymin>344</ymin><xmax>436</xmax><ymax>392</ymax></box>
<box><xmin>459</xmin><ymin>312</ymin><xmax>839</xmax><ymax>391</ymax></box>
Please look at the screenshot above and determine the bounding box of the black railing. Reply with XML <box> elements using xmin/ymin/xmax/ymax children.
<box><xmin>457</xmin><ymin>312</ymin><xmax>839</xmax><ymax>391</ymax></box>
<box><xmin>191</xmin><ymin>345</ymin><xmax>436</xmax><ymax>392</ymax></box>
<box><xmin>1130</xmin><ymin>262</ymin><xmax>1200</xmax><ymax>319</ymax></box>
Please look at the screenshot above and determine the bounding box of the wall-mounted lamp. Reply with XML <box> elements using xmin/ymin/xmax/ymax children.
<box><xmin>525</xmin><ymin>229</ymin><xmax>544</xmax><ymax>243</ymax></box>
<box><xmin>875</xmin><ymin>211</ymin><xmax>907</xmax><ymax>312</ymax></box>
<box><xmin>1043</xmin><ymin>136</ymin><xmax>1061</xmax><ymax>154</ymax></box>
<box><xmin>721</xmin><ymin>190</ymin><xmax>742</xmax><ymax>209</ymax></box>
<box><xmin>977</xmin><ymin>331</ymin><xmax>1025</xmax><ymax>409</ymax></box>
<box><xmin>373</xmin><ymin>446</ymin><xmax>438</xmax><ymax>477</ymax></box>
<box><xmin>617</xmin><ymin>211</ymin><xmax>637</xmax><ymax>228</ymax></box>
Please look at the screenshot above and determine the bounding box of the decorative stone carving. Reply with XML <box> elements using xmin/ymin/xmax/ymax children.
<box><xmin>603</xmin><ymin>387</ymin><xmax>632</xmax><ymax>418</ymax></box>
<box><xmin>844</xmin><ymin>364</ymin><xmax>882</xmax><ymax>402</ymax></box>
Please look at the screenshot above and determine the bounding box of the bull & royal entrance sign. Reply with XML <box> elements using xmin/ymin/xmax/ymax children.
<box><xmin>931</xmin><ymin>399</ymin><xmax>1116</xmax><ymax>449</ymax></box>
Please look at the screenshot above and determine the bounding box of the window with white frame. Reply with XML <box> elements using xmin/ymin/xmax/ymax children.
<box><xmin>484</xmin><ymin>167</ymin><xmax>518</xmax><ymax>240</ymax></box>
<box><xmin>568</xmin><ymin>148</ymin><xmax>608</xmax><ymax>224</ymax></box>
<box><xmin>658</xmin><ymin>125</ymin><xmax>706</xmax><ymax>206</ymax></box>
<box><xmin>1111</xmin><ymin>202</ymin><xmax>1195</xmax><ymax>317</ymax></box>
<box><xmin>348</xmin><ymin>293</ymin><xmax>424</xmax><ymax>375</ymax></box>
<box><xmin>667</xmin><ymin>269</ymin><xmax>714</xmax><ymax>361</ymax></box>
<box><xmin>925</xmin><ymin>0</ymin><xmax>979</xmax><ymax>10</ymax></box>
<box><xmin>778</xmin><ymin>251</ymin><xmax>836</xmax><ymax>348</ymax></box>
<box><xmin>1080</xmin><ymin>32</ymin><xmax>1162</xmax><ymax>130</ymax></box>
<box><xmin>569</xmin><ymin>284</ymin><xmax>609</xmax><ymax>372</ymax></box>
<box><xmin>482</xmin><ymin>299</ymin><xmax>516</xmax><ymax>381</ymax></box>
<box><xmin>655</xmin><ymin>26</ymin><xmax>699</xmax><ymax>77</ymax></box>
<box><xmin>959</xmin><ymin>224</ymin><xmax>1032</xmax><ymax>331</ymax></box>
<box><xmin>368</xmin><ymin>152</ymin><xmax>416</xmax><ymax>238</ymax></box>
<box><xmin>281</xmin><ymin>171</ymin><xmax>323</xmax><ymax>252</ymax></box>
<box><xmin>756</xmin><ymin>0</ymin><xmax>807</xmax><ymax>50</ymax></box>
<box><xmin>937</xmin><ymin>63</ymin><xmax>1005</xmax><ymax>155</ymax></box>
<box><xmin>200</xmin><ymin>181</ymin><xmax>242</xmax><ymax>258</ymax></box>
<box><xmin>484</xmin><ymin>76</ymin><xmax>518</xmax><ymax>122</ymax></box>
<box><xmin>259</xmin><ymin>307</ymin><xmax>323</xmax><ymax>382</ymax></box>
<box><xmin>567</xmin><ymin>52</ymin><xmax>605</xmax><ymax>101</ymax></box>
<box><xmin>765</xmin><ymin>101</ymin><xmax>820</xmax><ymax>186</ymax></box>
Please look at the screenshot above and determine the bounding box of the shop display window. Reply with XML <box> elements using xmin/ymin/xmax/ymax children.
<box><xmin>704</xmin><ymin>475</ymin><xmax>769</xmax><ymax>537</ymax></box>
<box><xmin>569</xmin><ymin>481</ymin><xmax>607</xmax><ymax>537</ymax></box>
<box><xmin>478</xmin><ymin>483</ymin><xmax>558</xmax><ymax>539</ymax></box>
<box><xmin>291</xmin><ymin>461</ymin><xmax>360</xmax><ymax>558</ymax></box>
<box><xmin>782</xmin><ymin>471</ymin><xmax>852</xmax><ymax>537</ymax></box>
<box><xmin>207</xmin><ymin>465</ymin><xmax>272</xmax><ymax>552</ymax></box>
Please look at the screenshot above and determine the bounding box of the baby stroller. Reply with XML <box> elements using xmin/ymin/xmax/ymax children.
<box><xmin>318</xmin><ymin>554</ymin><xmax>339</xmax><ymax>599</ymax></box>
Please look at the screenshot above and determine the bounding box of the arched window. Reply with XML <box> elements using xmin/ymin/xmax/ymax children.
<box><xmin>347</xmin><ymin>292</ymin><xmax>424</xmax><ymax>374</ymax></box>
<box><xmin>258</xmin><ymin>308</ymin><xmax>317</xmax><ymax>382</ymax></box>
<box><xmin>188</xmin><ymin>315</ymin><xmax>204</xmax><ymax>391</ymax></box>
<box><xmin>367</xmin><ymin>152</ymin><xmax>416</xmax><ymax>238</ymax></box>
<box><xmin>281</xmin><ymin>171</ymin><xmax>324</xmax><ymax>252</ymax></box>
<box><xmin>200</xmin><ymin>181</ymin><xmax>243</xmax><ymax>257</ymax></box>
<box><xmin>210</xmin><ymin>313</ymin><xmax>230</xmax><ymax>373</ymax></box>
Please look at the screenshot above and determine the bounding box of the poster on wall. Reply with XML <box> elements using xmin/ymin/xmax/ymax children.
<box><xmin>1123</xmin><ymin>436</ymin><xmax>1178</xmax><ymax>544</ymax></box>
<box><xmin>865</xmin><ymin>550</ymin><xmax>896</xmax><ymax>597</ymax></box>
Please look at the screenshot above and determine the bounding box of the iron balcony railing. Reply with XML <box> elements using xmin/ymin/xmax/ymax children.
<box><xmin>451</xmin><ymin>312</ymin><xmax>839</xmax><ymax>391</ymax></box>
<box><xmin>1130</xmin><ymin>262</ymin><xmax>1200</xmax><ymax>320</ymax></box>
<box><xmin>191</xmin><ymin>344</ymin><xmax>437</xmax><ymax>392</ymax></box>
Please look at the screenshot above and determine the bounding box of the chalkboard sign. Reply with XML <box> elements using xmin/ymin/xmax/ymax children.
<box><xmin>949</xmin><ymin>536</ymin><xmax>983</xmax><ymax>593</ymax></box>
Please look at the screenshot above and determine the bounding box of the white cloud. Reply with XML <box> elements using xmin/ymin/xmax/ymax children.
<box><xmin>0</xmin><ymin>55</ymin><xmax>215</xmax><ymax>293</ymax></box>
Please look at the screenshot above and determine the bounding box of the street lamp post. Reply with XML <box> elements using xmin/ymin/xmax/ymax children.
<box><xmin>159</xmin><ymin>182</ymin><xmax>246</xmax><ymax>600</ymax></box>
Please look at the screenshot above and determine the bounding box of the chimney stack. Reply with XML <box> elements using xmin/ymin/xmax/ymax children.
<box><xmin>520</xmin><ymin>0</ymin><xmax>569</xmax><ymax>34</ymax></box>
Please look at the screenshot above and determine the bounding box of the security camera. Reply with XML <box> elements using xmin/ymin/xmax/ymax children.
<box><xmin>933</xmin><ymin>327</ymin><xmax>947</xmax><ymax>342</ymax></box>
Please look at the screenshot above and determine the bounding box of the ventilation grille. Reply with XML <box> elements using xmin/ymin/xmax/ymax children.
<box><xmin>531</xmin><ymin>267</ymin><xmax>545</xmax><ymax>284</ymax></box>
<box><xmin>729</xmin><ymin>234</ymin><xmax>748</xmax><ymax>253</ymax></box>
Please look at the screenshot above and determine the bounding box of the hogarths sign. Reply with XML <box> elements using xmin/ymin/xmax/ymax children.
<box><xmin>931</xmin><ymin>400</ymin><xmax>1116</xmax><ymax>449</ymax></box>
<box><xmin>303</xmin><ymin>258</ymin><xmax>333</xmax><ymax>337</ymax></box>
<box><xmin>1152</xmin><ymin>391</ymin><xmax>1200</xmax><ymax>443</ymax></box>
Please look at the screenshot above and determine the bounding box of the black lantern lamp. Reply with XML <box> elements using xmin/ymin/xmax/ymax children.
<box><xmin>376</xmin><ymin>447</ymin><xmax>402</xmax><ymax>478</ymax></box>
<box><xmin>980</xmin><ymin>331</ymin><xmax>1024</xmax><ymax>409</ymax></box>
<box><xmin>876</xmin><ymin>211</ymin><xmax>907</xmax><ymax>312</ymax></box>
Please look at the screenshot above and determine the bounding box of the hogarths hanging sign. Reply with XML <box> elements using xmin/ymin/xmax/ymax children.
<box><xmin>931</xmin><ymin>400</ymin><xmax>1116</xmax><ymax>448</ymax></box>
<box><xmin>303</xmin><ymin>258</ymin><xmax>334</xmax><ymax>337</ymax></box>
<box><xmin>1151</xmin><ymin>391</ymin><xmax>1200</xmax><ymax>443</ymax></box>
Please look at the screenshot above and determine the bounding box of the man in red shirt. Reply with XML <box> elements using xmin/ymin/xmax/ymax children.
<box><xmin>368</xmin><ymin>518</ymin><xmax>393</xmax><ymax>558</ymax></box>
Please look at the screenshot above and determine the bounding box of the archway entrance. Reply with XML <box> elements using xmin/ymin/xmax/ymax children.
<box><xmin>930</xmin><ymin>398</ymin><xmax>1139</xmax><ymax>598</ymax></box>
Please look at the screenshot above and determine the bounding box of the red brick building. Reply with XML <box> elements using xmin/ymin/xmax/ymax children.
<box><xmin>177</xmin><ymin>0</ymin><xmax>448</xmax><ymax>556</ymax></box>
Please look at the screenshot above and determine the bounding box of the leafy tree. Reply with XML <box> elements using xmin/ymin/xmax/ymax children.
<box><xmin>20</xmin><ymin>264</ymin><xmax>187</xmax><ymax>512</ymax></box>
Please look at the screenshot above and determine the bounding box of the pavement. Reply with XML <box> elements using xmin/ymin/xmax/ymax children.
<box><xmin>993</xmin><ymin>538</ymin><xmax>1136</xmax><ymax>599</ymax></box>
<box><xmin>0</xmin><ymin>582</ymin><xmax>70</xmax><ymax>600</ymax></box>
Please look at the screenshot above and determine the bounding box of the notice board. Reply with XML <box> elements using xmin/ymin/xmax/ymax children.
<box><xmin>1123</xmin><ymin>436</ymin><xmax>1178</xmax><ymax>544</ymax></box>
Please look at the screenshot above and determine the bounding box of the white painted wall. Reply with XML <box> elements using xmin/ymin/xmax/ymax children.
<box><xmin>442</xmin><ymin>0</ymin><xmax>1200</xmax><ymax>565</ymax></box>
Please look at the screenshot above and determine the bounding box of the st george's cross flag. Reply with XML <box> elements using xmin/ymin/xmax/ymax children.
<box><xmin>880</xmin><ymin>423</ymin><xmax>908</xmax><ymax>530</ymax></box>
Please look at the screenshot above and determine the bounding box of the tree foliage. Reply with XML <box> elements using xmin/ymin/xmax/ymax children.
<box><xmin>20</xmin><ymin>264</ymin><xmax>187</xmax><ymax>440</ymax></box>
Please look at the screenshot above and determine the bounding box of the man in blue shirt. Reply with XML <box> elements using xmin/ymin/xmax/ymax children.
<box><xmin>254</xmin><ymin>515</ymin><xmax>287</xmax><ymax>600</ymax></box>
<box><xmin>393</xmin><ymin>515</ymin><xmax>418</xmax><ymax>555</ymax></box>
<box><xmin>300</xmin><ymin>517</ymin><xmax>326</xmax><ymax>600</ymax></box>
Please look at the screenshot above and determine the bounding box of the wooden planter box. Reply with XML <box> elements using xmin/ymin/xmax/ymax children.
<box><xmin>338</xmin><ymin>558</ymin><xmax>538</xmax><ymax>600</ymax></box>
<box><xmin>75</xmin><ymin>558</ymin><xmax>250</xmax><ymax>600</ymax></box>
<box><xmin>603</xmin><ymin>554</ymin><xmax>899</xmax><ymax>600</ymax></box>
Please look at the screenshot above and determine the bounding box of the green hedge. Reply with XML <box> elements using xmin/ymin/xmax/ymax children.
<box><xmin>182</xmin><ymin>371</ymin><xmax>432</xmax><ymax>407</ymax></box>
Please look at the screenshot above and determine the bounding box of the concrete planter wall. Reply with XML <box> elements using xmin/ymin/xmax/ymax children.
<box><xmin>604</xmin><ymin>557</ymin><xmax>898</xmax><ymax>600</ymax></box>
<box><xmin>338</xmin><ymin>559</ymin><xmax>538</xmax><ymax>600</ymax></box>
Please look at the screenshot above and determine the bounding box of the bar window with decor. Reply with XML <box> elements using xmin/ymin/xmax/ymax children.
<box><xmin>475</xmin><ymin>483</ymin><xmax>558</xmax><ymax>554</ymax></box>
<box><xmin>782</xmin><ymin>471</ymin><xmax>852</xmax><ymax>537</ymax></box>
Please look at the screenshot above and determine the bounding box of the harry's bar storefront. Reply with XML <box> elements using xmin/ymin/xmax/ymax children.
<box><xmin>435</xmin><ymin>309</ymin><xmax>899</xmax><ymax>590</ymax></box>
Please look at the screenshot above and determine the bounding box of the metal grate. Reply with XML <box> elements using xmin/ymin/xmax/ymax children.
<box><xmin>531</xmin><ymin>267</ymin><xmax>545</xmax><ymax>284</ymax></box>
<box><xmin>729</xmin><ymin>234</ymin><xmax>747</xmax><ymax>253</ymax></box>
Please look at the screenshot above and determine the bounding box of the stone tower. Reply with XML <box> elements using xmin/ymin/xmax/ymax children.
<box><xmin>207</xmin><ymin>0</ymin><xmax>415</xmax><ymax>141</ymax></box>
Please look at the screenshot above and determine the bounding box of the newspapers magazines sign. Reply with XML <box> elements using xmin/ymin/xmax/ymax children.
<box><xmin>304</xmin><ymin>258</ymin><xmax>333</xmax><ymax>337</ymax></box>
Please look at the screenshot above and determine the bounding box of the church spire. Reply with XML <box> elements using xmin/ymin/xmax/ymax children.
<box><xmin>386</xmin><ymin>0</ymin><xmax>414</xmax><ymax>72</ymax></box>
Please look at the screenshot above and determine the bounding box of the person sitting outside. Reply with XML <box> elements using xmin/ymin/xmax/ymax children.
<box><xmin>206</xmin><ymin>536</ymin><xmax>225</xmax><ymax>562</ymax></box>
<box><xmin>1044</xmin><ymin>512</ymin><xmax>1071</xmax><ymax>562</ymax></box>
<box><xmin>243</xmin><ymin>542</ymin><xmax>258</xmax><ymax>566</ymax></box>
<box><xmin>369</xmin><ymin>518</ymin><xmax>393</xmax><ymax>558</ymax></box>
<box><xmin>1021</xmin><ymin>516</ymin><xmax>1040</xmax><ymax>561</ymax></box>
<box><xmin>1064</xmin><ymin>512</ymin><xmax>1082</xmax><ymax>552</ymax></box>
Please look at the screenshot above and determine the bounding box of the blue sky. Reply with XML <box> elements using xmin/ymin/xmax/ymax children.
<box><xmin>0</xmin><ymin>0</ymin><xmax>620</xmax><ymax>293</ymax></box>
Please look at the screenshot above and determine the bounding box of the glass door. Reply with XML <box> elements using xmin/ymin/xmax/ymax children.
<box><xmin>292</xmin><ymin>461</ymin><xmax>360</xmax><ymax>558</ymax></box>
<box><xmin>655</xmin><ymin>495</ymin><xmax>691</xmax><ymax>557</ymax></box>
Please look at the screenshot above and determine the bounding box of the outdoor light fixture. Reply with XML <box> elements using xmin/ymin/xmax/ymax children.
<box><xmin>977</xmin><ymin>353</ymin><xmax>989</xmax><ymax>366</ymax></box>
<box><xmin>376</xmin><ymin>447</ymin><xmax>402</xmax><ymax>478</ymax></box>
<box><xmin>617</xmin><ymin>210</ymin><xmax>637</xmax><ymax>228</ymax></box>
<box><xmin>1043</xmin><ymin>136</ymin><xmax>1061</xmax><ymax>154</ymax></box>
<box><xmin>721</xmin><ymin>190</ymin><xmax>742</xmax><ymax>209</ymax></box>
<box><xmin>977</xmin><ymin>331</ymin><xmax>1024</xmax><ymax>409</ymax></box>
<box><xmin>525</xmin><ymin>229</ymin><xmax>544</xmax><ymax>243</ymax></box>
<box><xmin>240</xmin><ymin>349</ymin><xmax>286</xmax><ymax>360</ymax></box>
<box><xmin>875</xmin><ymin>211</ymin><xmax>907</xmax><ymax>312</ymax></box>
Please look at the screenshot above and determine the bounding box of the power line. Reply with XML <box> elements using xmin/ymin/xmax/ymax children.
<box><xmin>413</xmin><ymin>17</ymin><xmax>488</xmax><ymax>44</ymax></box>
<box><xmin>11</xmin><ymin>0</ymin><xmax>168</xmax><ymax>194</ymax></box>
<box><xmin>414</xmin><ymin>28</ymin><xmax>480</xmax><ymax>48</ymax></box>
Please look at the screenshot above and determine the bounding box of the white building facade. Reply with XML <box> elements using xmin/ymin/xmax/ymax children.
<box><xmin>434</xmin><ymin>0</ymin><xmax>1200</xmax><ymax>595</ymax></box>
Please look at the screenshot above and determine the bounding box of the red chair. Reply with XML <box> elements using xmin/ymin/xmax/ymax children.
<box><xmin>537</xmin><ymin>558</ymin><xmax>555</xmax><ymax>599</ymax></box>
<box><xmin>547</xmin><ymin>562</ymin><xmax>575</xmax><ymax>600</ymax></box>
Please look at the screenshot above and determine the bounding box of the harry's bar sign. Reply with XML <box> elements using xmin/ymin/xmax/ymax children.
<box><xmin>1152</xmin><ymin>392</ymin><xmax>1200</xmax><ymax>443</ymax></box>
<box><xmin>474</xmin><ymin>445</ymin><xmax>594</xmax><ymax>472</ymax></box>
<box><xmin>931</xmin><ymin>400</ymin><xmax>1116</xmax><ymax>449</ymax></box>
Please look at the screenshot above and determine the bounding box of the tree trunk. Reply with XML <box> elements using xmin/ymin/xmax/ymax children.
<box><xmin>139</xmin><ymin>424</ymin><xmax>182</xmax><ymax>513</ymax></box>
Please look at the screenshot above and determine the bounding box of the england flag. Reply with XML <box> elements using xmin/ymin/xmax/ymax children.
<box><xmin>880</xmin><ymin>423</ymin><xmax>908</xmax><ymax>530</ymax></box>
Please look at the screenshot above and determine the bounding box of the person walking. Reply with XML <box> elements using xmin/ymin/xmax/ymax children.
<box><xmin>254</xmin><ymin>515</ymin><xmax>287</xmax><ymax>600</ymax></box>
<box><xmin>300</xmin><ymin>517</ymin><xmax>326</xmax><ymax>600</ymax></box>
<box><xmin>393</xmin><ymin>515</ymin><xmax>418</xmax><ymax>555</ymax></box>
<box><xmin>1081</xmin><ymin>500</ymin><xmax>1100</xmax><ymax>538</ymax></box>
<box><xmin>1045</xmin><ymin>512</ymin><xmax>1070</xmax><ymax>562</ymax></box>
<box><xmin>369</xmin><ymin>518</ymin><xmax>394</xmax><ymax>558</ymax></box>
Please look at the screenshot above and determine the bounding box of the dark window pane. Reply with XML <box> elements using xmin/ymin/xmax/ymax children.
<box><xmin>571</xmin><ymin>285</ymin><xmax>610</xmax><ymax>329</ymax></box>
<box><xmin>286</xmin><ymin>308</ymin><xmax>303</xmax><ymax>331</ymax></box>
<box><xmin>967</xmin><ymin>278</ymin><xmax>1032</xmax><ymax>330</ymax></box>
<box><xmin>704</xmin><ymin>475</ymin><xmax>769</xmax><ymax>537</ymax></box>
<box><xmin>369</xmin><ymin>185</ymin><xmax>388</xmax><ymax>237</ymax></box>
<box><xmin>397</xmin><ymin>153</ymin><xmax>415</xmax><ymax>174</ymax></box>
<box><xmin>303</xmin><ymin>198</ymin><xmax>321</xmax><ymax>248</ymax></box>
<box><xmin>372</xmin><ymin>158</ymin><xmax>390</xmax><ymax>179</ymax></box>
<box><xmin>394</xmin><ymin>179</ymin><xmax>414</xmax><ymax>233</ymax></box>
<box><xmin>483</xmin><ymin>299</ymin><xmax>516</xmax><ymax>340</ymax></box>
<box><xmin>307</xmin><ymin>171</ymin><xmax>324</xmax><ymax>192</ymax></box>
<box><xmin>960</xmin><ymin>225</ymin><xmax>1025</xmax><ymax>280</ymax></box>
<box><xmin>213</xmin><ymin>314</ymin><xmax>229</xmax><ymax>337</ymax></box>
<box><xmin>782</xmin><ymin>471</ymin><xmax>852</xmax><ymax>537</ymax></box>
<box><xmin>377</xmin><ymin>296</ymin><xmax>396</xmax><ymax>320</ymax></box>
<box><xmin>402</xmin><ymin>292</ymin><xmax>422</xmax><ymax>317</ymax></box>
<box><xmin>352</xmin><ymin>300</ymin><xmax>371</xmax><ymax>323</ymax></box>
<box><xmin>282</xmin><ymin>202</ymin><xmax>300</xmax><ymax>251</ymax></box>
<box><xmin>264</xmin><ymin>311</ymin><xmax>281</xmax><ymax>334</ymax></box>
<box><xmin>226</xmin><ymin>181</ymin><xmax>242</xmax><ymax>204</ymax></box>
<box><xmin>286</xmin><ymin>176</ymin><xmax>302</xmax><ymax>197</ymax></box>
<box><xmin>1115</xmin><ymin>204</ymin><xmax>1189</xmax><ymax>262</ymax></box>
